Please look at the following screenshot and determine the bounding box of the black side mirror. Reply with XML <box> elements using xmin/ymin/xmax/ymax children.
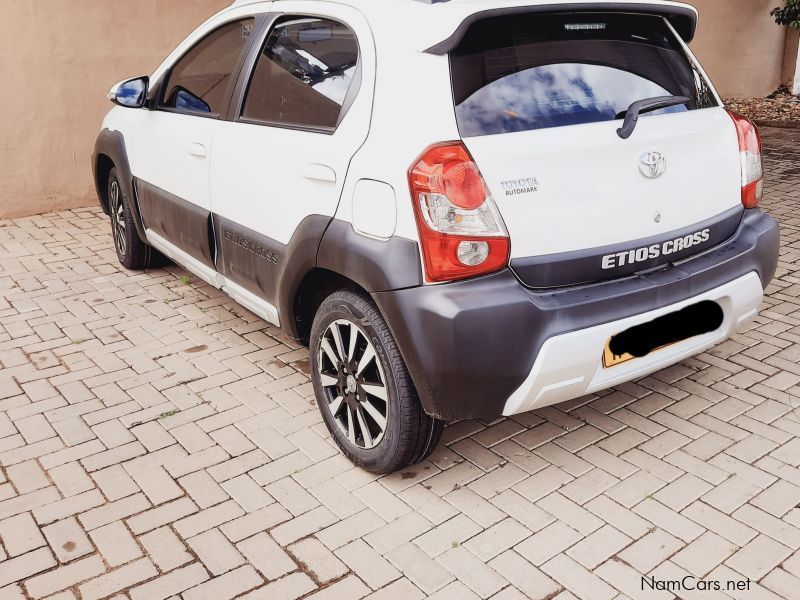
<box><xmin>109</xmin><ymin>76</ymin><xmax>149</xmax><ymax>108</ymax></box>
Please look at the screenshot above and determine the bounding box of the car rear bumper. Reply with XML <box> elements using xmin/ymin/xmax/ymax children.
<box><xmin>373</xmin><ymin>209</ymin><xmax>780</xmax><ymax>421</ymax></box>
<box><xmin>502</xmin><ymin>271</ymin><xmax>762</xmax><ymax>415</ymax></box>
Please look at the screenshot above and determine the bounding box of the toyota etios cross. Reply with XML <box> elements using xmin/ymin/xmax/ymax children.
<box><xmin>93</xmin><ymin>0</ymin><xmax>780</xmax><ymax>473</ymax></box>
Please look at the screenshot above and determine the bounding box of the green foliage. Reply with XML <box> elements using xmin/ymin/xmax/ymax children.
<box><xmin>772</xmin><ymin>0</ymin><xmax>800</xmax><ymax>28</ymax></box>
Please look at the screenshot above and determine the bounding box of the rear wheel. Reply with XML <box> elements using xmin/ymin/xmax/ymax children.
<box><xmin>108</xmin><ymin>167</ymin><xmax>153</xmax><ymax>270</ymax></box>
<box><xmin>310</xmin><ymin>290</ymin><xmax>443</xmax><ymax>474</ymax></box>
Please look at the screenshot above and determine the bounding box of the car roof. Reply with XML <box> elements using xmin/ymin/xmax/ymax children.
<box><xmin>229</xmin><ymin>0</ymin><xmax>698</xmax><ymax>52</ymax></box>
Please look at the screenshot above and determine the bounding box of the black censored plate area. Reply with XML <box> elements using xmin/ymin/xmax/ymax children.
<box><xmin>603</xmin><ymin>300</ymin><xmax>724</xmax><ymax>368</ymax></box>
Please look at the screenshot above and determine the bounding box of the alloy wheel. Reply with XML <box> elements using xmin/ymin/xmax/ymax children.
<box><xmin>109</xmin><ymin>180</ymin><xmax>127</xmax><ymax>256</ymax></box>
<box><xmin>317</xmin><ymin>319</ymin><xmax>388</xmax><ymax>449</ymax></box>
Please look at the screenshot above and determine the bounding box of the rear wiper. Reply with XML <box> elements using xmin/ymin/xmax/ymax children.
<box><xmin>616</xmin><ymin>95</ymin><xmax>691</xmax><ymax>139</ymax></box>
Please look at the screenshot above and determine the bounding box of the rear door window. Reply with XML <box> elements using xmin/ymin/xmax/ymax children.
<box><xmin>450</xmin><ymin>13</ymin><xmax>717</xmax><ymax>137</ymax></box>
<box><xmin>240</xmin><ymin>16</ymin><xmax>360</xmax><ymax>131</ymax></box>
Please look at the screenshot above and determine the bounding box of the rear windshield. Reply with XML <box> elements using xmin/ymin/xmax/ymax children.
<box><xmin>450</xmin><ymin>13</ymin><xmax>717</xmax><ymax>137</ymax></box>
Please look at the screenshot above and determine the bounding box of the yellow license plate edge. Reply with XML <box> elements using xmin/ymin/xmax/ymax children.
<box><xmin>603</xmin><ymin>338</ymin><xmax>682</xmax><ymax>369</ymax></box>
<box><xmin>602</xmin><ymin>340</ymin><xmax>636</xmax><ymax>368</ymax></box>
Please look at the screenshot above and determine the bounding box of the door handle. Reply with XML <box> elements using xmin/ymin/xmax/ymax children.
<box><xmin>302</xmin><ymin>163</ymin><xmax>336</xmax><ymax>183</ymax></box>
<box><xmin>188</xmin><ymin>143</ymin><xmax>207</xmax><ymax>158</ymax></box>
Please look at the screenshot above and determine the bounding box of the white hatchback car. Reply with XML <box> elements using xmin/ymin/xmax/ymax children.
<box><xmin>93</xmin><ymin>0</ymin><xmax>780</xmax><ymax>473</ymax></box>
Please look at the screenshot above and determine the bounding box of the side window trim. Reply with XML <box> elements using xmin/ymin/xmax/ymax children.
<box><xmin>153</xmin><ymin>14</ymin><xmax>265</xmax><ymax>120</ymax></box>
<box><xmin>230</xmin><ymin>12</ymin><xmax>362</xmax><ymax>135</ymax></box>
<box><xmin>226</xmin><ymin>14</ymin><xmax>280</xmax><ymax>122</ymax></box>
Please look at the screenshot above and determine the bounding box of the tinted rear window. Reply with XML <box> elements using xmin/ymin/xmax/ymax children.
<box><xmin>242</xmin><ymin>17</ymin><xmax>360</xmax><ymax>131</ymax></box>
<box><xmin>450</xmin><ymin>13</ymin><xmax>717</xmax><ymax>137</ymax></box>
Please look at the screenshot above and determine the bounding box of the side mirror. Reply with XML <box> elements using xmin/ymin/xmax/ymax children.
<box><xmin>108</xmin><ymin>76</ymin><xmax>149</xmax><ymax>108</ymax></box>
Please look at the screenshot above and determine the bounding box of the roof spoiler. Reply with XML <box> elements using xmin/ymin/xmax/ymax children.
<box><xmin>423</xmin><ymin>2</ymin><xmax>698</xmax><ymax>54</ymax></box>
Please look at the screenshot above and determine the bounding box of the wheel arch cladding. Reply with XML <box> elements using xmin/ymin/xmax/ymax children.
<box><xmin>291</xmin><ymin>268</ymin><xmax>371</xmax><ymax>344</ymax></box>
<box><xmin>92</xmin><ymin>129</ymin><xmax>147</xmax><ymax>243</ymax></box>
<box><xmin>284</xmin><ymin>220</ymin><xmax>423</xmax><ymax>342</ymax></box>
<box><xmin>316</xmin><ymin>220</ymin><xmax>423</xmax><ymax>293</ymax></box>
<box><xmin>94</xmin><ymin>154</ymin><xmax>114</xmax><ymax>215</ymax></box>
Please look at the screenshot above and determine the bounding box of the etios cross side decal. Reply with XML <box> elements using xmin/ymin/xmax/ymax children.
<box><xmin>602</xmin><ymin>228</ymin><xmax>711</xmax><ymax>269</ymax></box>
<box><xmin>225</xmin><ymin>230</ymin><xmax>279</xmax><ymax>264</ymax></box>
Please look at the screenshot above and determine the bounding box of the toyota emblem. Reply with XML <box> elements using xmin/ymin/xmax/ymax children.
<box><xmin>639</xmin><ymin>151</ymin><xmax>666</xmax><ymax>179</ymax></box>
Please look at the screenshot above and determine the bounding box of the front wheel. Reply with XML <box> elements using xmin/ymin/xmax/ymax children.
<box><xmin>107</xmin><ymin>167</ymin><xmax>153</xmax><ymax>270</ymax></box>
<box><xmin>310</xmin><ymin>290</ymin><xmax>443</xmax><ymax>474</ymax></box>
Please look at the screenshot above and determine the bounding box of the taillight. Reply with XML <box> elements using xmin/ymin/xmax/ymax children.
<box><xmin>727</xmin><ymin>110</ymin><xmax>763</xmax><ymax>209</ymax></box>
<box><xmin>408</xmin><ymin>142</ymin><xmax>510</xmax><ymax>282</ymax></box>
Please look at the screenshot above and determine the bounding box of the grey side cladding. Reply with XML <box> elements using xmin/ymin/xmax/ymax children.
<box><xmin>136</xmin><ymin>179</ymin><xmax>215</xmax><ymax>270</ymax></box>
<box><xmin>317</xmin><ymin>220</ymin><xmax>423</xmax><ymax>293</ymax></box>
<box><xmin>213</xmin><ymin>213</ymin><xmax>330</xmax><ymax>310</ymax></box>
<box><xmin>92</xmin><ymin>129</ymin><xmax>148</xmax><ymax>243</ymax></box>
<box><xmin>424</xmin><ymin>2</ymin><xmax>698</xmax><ymax>54</ymax></box>
<box><xmin>214</xmin><ymin>217</ymin><xmax>422</xmax><ymax>339</ymax></box>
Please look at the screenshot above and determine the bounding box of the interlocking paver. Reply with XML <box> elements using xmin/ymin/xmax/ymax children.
<box><xmin>240</xmin><ymin>571</ymin><xmax>316</xmax><ymax>600</ymax></box>
<box><xmin>671</xmin><ymin>530</ymin><xmax>738</xmax><ymax>577</ymax></box>
<box><xmin>725</xmin><ymin>533</ymin><xmax>793</xmax><ymax>580</ymax></box>
<box><xmin>48</xmin><ymin>461</ymin><xmax>94</xmax><ymax>497</ymax></box>
<box><xmin>336</xmin><ymin>538</ymin><xmax>401</xmax><ymax>590</ymax></box>
<box><xmin>289</xmin><ymin>537</ymin><xmax>348</xmax><ymax>584</ymax></box>
<box><xmin>89</xmin><ymin>521</ymin><xmax>143</xmax><ymax>567</ymax></box>
<box><xmin>6</xmin><ymin>460</ymin><xmax>50</xmax><ymax>493</ymax></box>
<box><xmin>463</xmin><ymin>517</ymin><xmax>531</xmax><ymax>562</ymax></box>
<box><xmin>0</xmin><ymin>128</ymin><xmax>799</xmax><ymax>598</ymax></box>
<box><xmin>23</xmin><ymin>554</ymin><xmax>105</xmax><ymax>598</ymax></box>
<box><xmin>541</xmin><ymin>553</ymin><xmax>617</xmax><ymax>600</ymax></box>
<box><xmin>0</xmin><ymin>547</ymin><xmax>57</xmax><ymax>589</ymax></box>
<box><xmin>565</xmin><ymin>524</ymin><xmax>631</xmax><ymax>570</ymax></box>
<box><xmin>617</xmin><ymin>528</ymin><xmax>683</xmax><ymax>574</ymax></box>
<box><xmin>128</xmin><ymin>562</ymin><xmax>209</xmax><ymax>600</ymax></box>
<box><xmin>187</xmin><ymin>528</ymin><xmax>246</xmax><ymax>575</ymax></box>
<box><xmin>488</xmin><ymin>550</ymin><xmax>561</xmax><ymax>600</ymax></box>
<box><xmin>385</xmin><ymin>542</ymin><xmax>454</xmax><ymax>595</ymax></box>
<box><xmin>0</xmin><ymin>512</ymin><xmax>47</xmax><ymax>556</ymax></box>
<box><xmin>79</xmin><ymin>492</ymin><xmax>151</xmax><ymax>530</ymax></box>
<box><xmin>138</xmin><ymin>526</ymin><xmax>193</xmax><ymax>572</ymax></box>
<box><xmin>77</xmin><ymin>558</ymin><xmax>158</xmax><ymax>600</ymax></box>
<box><xmin>183</xmin><ymin>565</ymin><xmax>263</xmax><ymax>600</ymax></box>
<box><xmin>237</xmin><ymin>532</ymin><xmax>297</xmax><ymax>580</ymax></box>
<box><xmin>437</xmin><ymin>545</ymin><xmax>508</xmax><ymax>598</ymax></box>
<box><xmin>515</xmin><ymin>521</ymin><xmax>583</xmax><ymax>567</ymax></box>
<box><xmin>42</xmin><ymin>516</ymin><xmax>93</xmax><ymax>563</ymax></box>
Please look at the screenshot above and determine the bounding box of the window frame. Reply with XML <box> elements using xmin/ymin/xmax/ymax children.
<box><xmin>152</xmin><ymin>15</ymin><xmax>264</xmax><ymax>120</ymax></box>
<box><xmin>229</xmin><ymin>12</ymin><xmax>363</xmax><ymax>135</ymax></box>
<box><xmin>447</xmin><ymin>12</ymin><xmax>719</xmax><ymax>138</ymax></box>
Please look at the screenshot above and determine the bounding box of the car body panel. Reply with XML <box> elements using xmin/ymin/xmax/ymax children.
<box><xmin>93</xmin><ymin>0</ymin><xmax>780</xmax><ymax>423</ymax></box>
<box><xmin>464</xmin><ymin>108</ymin><xmax>743</xmax><ymax>259</ymax></box>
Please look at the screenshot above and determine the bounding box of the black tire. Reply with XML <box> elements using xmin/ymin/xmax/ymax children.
<box><xmin>107</xmin><ymin>167</ymin><xmax>153</xmax><ymax>270</ymax></box>
<box><xmin>310</xmin><ymin>289</ymin><xmax>443</xmax><ymax>474</ymax></box>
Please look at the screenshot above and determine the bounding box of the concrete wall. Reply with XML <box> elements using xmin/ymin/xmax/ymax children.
<box><xmin>0</xmin><ymin>0</ymin><xmax>228</xmax><ymax>219</ymax></box>
<box><xmin>0</xmin><ymin>0</ymin><xmax>796</xmax><ymax>219</ymax></box>
<box><xmin>690</xmin><ymin>0</ymin><xmax>794</xmax><ymax>98</ymax></box>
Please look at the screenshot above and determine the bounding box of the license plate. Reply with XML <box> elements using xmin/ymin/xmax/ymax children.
<box><xmin>602</xmin><ymin>343</ymin><xmax>638</xmax><ymax>368</ymax></box>
<box><xmin>602</xmin><ymin>300</ymin><xmax>724</xmax><ymax>369</ymax></box>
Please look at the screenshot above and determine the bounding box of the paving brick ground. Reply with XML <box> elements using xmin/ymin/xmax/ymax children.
<box><xmin>0</xmin><ymin>127</ymin><xmax>799</xmax><ymax>599</ymax></box>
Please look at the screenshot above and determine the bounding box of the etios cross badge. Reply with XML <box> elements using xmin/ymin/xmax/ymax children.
<box><xmin>639</xmin><ymin>151</ymin><xmax>666</xmax><ymax>179</ymax></box>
